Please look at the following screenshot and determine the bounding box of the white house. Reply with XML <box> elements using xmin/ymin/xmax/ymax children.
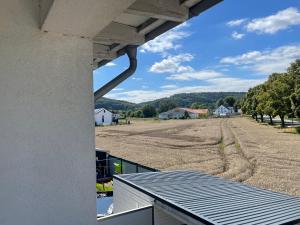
<box><xmin>214</xmin><ymin>105</ymin><xmax>230</xmax><ymax>117</ymax></box>
<box><xmin>159</xmin><ymin>108</ymin><xmax>185</xmax><ymax>120</ymax></box>
<box><xmin>95</xmin><ymin>108</ymin><xmax>114</xmax><ymax>125</ymax></box>
<box><xmin>158</xmin><ymin>112</ymin><xmax>170</xmax><ymax>120</ymax></box>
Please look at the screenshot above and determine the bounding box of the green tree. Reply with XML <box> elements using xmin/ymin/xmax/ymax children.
<box><xmin>120</xmin><ymin>111</ymin><xmax>127</xmax><ymax>119</ymax></box>
<box><xmin>241</xmin><ymin>85</ymin><xmax>263</xmax><ymax>121</ymax></box>
<box><xmin>126</xmin><ymin>110</ymin><xmax>133</xmax><ymax>117</ymax></box>
<box><xmin>288</xmin><ymin>60</ymin><xmax>300</xmax><ymax>118</ymax></box>
<box><xmin>142</xmin><ymin>104</ymin><xmax>156</xmax><ymax>118</ymax></box>
<box><xmin>267</xmin><ymin>73</ymin><xmax>294</xmax><ymax>127</ymax></box>
<box><xmin>242</xmin><ymin>60</ymin><xmax>300</xmax><ymax>127</ymax></box>
<box><xmin>224</xmin><ymin>96</ymin><xmax>236</xmax><ymax>107</ymax></box>
<box><xmin>133</xmin><ymin>110</ymin><xmax>143</xmax><ymax>118</ymax></box>
<box><xmin>234</xmin><ymin>99</ymin><xmax>242</xmax><ymax>112</ymax></box>
<box><xmin>252</xmin><ymin>85</ymin><xmax>265</xmax><ymax>122</ymax></box>
<box><xmin>183</xmin><ymin>111</ymin><xmax>190</xmax><ymax>119</ymax></box>
<box><xmin>191</xmin><ymin>102</ymin><xmax>205</xmax><ymax>109</ymax></box>
<box><xmin>158</xmin><ymin>100</ymin><xmax>176</xmax><ymax>113</ymax></box>
<box><xmin>216</xmin><ymin>98</ymin><xmax>224</xmax><ymax>107</ymax></box>
<box><xmin>257</xmin><ymin>84</ymin><xmax>274</xmax><ymax>125</ymax></box>
<box><xmin>290</xmin><ymin>89</ymin><xmax>300</xmax><ymax>118</ymax></box>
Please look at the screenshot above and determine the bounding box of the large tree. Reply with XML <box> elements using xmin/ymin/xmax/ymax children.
<box><xmin>288</xmin><ymin>60</ymin><xmax>300</xmax><ymax>118</ymax></box>
<box><xmin>234</xmin><ymin>99</ymin><xmax>242</xmax><ymax>112</ymax></box>
<box><xmin>158</xmin><ymin>100</ymin><xmax>176</xmax><ymax>113</ymax></box>
<box><xmin>216</xmin><ymin>98</ymin><xmax>224</xmax><ymax>107</ymax></box>
<box><xmin>241</xmin><ymin>91</ymin><xmax>253</xmax><ymax>118</ymax></box>
<box><xmin>133</xmin><ymin>110</ymin><xmax>143</xmax><ymax>118</ymax></box>
<box><xmin>242</xmin><ymin>59</ymin><xmax>300</xmax><ymax>127</ymax></box>
<box><xmin>142</xmin><ymin>104</ymin><xmax>157</xmax><ymax>118</ymax></box>
<box><xmin>257</xmin><ymin>84</ymin><xmax>275</xmax><ymax>125</ymax></box>
<box><xmin>224</xmin><ymin>96</ymin><xmax>236</xmax><ymax>107</ymax></box>
<box><xmin>290</xmin><ymin>89</ymin><xmax>300</xmax><ymax>118</ymax></box>
<box><xmin>267</xmin><ymin>73</ymin><xmax>294</xmax><ymax>127</ymax></box>
<box><xmin>252</xmin><ymin>85</ymin><xmax>265</xmax><ymax>122</ymax></box>
<box><xmin>241</xmin><ymin>86</ymin><xmax>261</xmax><ymax>121</ymax></box>
<box><xmin>191</xmin><ymin>102</ymin><xmax>206</xmax><ymax>109</ymax></box>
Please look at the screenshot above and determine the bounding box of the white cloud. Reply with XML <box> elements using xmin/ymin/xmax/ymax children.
<box><xmin>221</xmin><ymin>51</ymin><xmax>262</xmax><ymax>65</ymax></box>
<box><xmin>246</xmin><ymin>7</ymin><xmax>300</xmax><ymax>34</ymax></box>
<box><xmin>160</xmin><ymin>85</ymin><xmax>178</xmax><ymax>89</ymax></box>
<box><xmin>105</xmin><ymin>77</ymin><xmax>265</xmax><ymax>103</ymax></box>
<box><xmin>105</xmin><ymin>62</ymin><xmax>116</xmax><ymax>67</ymax></box>
<box><xmin>132</xmin><ymin>77</ymin><xmax>142</xmax><ymax>81</ymax></box>
<box><xmin>227</xmin><ymin>18</ymin><xmax>248</xmax><ymax>27</ymax></box>
<box><xmin>231</xmin><ymin>31</ymin><xmax>245</xmax><ymax>40</ymax></box>
<box><xmin>220</xmin><ymin>44</ymin><xmax>300</xmax><ymax>74</ymax></box>
<box><xmin>112</xmin><ymin>88</ymin><xmax>124</xmax><ymax>91</ymax></box>
<box><xmin>167</xmin><ymin>70</ymin><xmax>223</xmax><ymax>81</ymax></box>
<box><xmin>149</xmin><ymin>53</ymin><xmax>194</xmax><ymax>73</ymax></box>
<box><xmin>140</xmin><ymin>23</ymin><xmax>190</xmax><ymax>54</ymax></box>
<box><xmin>141</xmin><ymin>85</ymin><xmax>148</xmax><ymax>89</ymax></box>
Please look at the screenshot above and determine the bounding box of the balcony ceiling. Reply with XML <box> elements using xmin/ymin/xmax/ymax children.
<box><xmin>40</xmin><ymin>0</ymin><xmax>221</xmax><ymax>69</ymax></box>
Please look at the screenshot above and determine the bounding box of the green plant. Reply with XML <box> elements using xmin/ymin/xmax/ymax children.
<box><xmin>96</xmin><ymin>183</ymin><xmax>113</xmax><ymax>192</ymax></box>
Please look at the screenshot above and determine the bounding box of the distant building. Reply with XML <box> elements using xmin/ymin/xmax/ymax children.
<box><xmin>158</xmin><ymin>111</ymin><xmax>172</xmax><ymax>120</ymax></box>
<box><xmin>214</xmin><ymin>105</ymin><xmax>231</xmax><ymax>117</ymax></box>
<box><xmin>95</xmin><ymin>108</ymin><xmax>119</xmax><ymax>125</ymax></box>
<box><xmin>184</xmin><ymin>108</ymin><xmax>209</xmax><ymax>119</ymax></box>
<box><xmin>159</xmin><ymin>108</ymin><xmax>184</xmax><ymax>120</ymax></box>
<box><xmin>228</xmin><ymin>107</ymin><xmax>235</xmax><ymax>114</ymax></box>
<box><xmin>159</xmin><ymin>108</ymin><xmax>208</xmax><ymax>120</ymax></box>
<box><xmin>112</xmin><ymin>112</ymin><xmax>120</xmax><ymax>124</ymax></box>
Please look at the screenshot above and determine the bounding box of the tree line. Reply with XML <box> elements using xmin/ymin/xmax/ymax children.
<box><xmin>120</xmin><ymin>95</ymin><xmax>239</xmax><ymax>119</ymax></box>
<box><xmin>241</xmin><ymin>59</ymin><xmax>300</xmax><ymax>127</ymax></box>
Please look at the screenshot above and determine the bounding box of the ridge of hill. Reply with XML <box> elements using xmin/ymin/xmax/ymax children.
<box><xmin>95</xmin><ymin>92</ymin><xmax>245</xmax><ymax>110</ymax></box>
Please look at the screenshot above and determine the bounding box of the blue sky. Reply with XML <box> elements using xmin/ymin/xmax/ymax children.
<box><xmin>93</xmin><ymin>0</ymin><xmax>300</xmax><ymax>103</ymax></box>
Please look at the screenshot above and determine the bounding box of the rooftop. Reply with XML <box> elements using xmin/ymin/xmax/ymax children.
<box><xmin>183</xmin><ymin>108</ymin><xmax>209</xmax><ymax>114</ymax></box>
<box><xmin>115</xmin><ymin>171</ymin><xmax>300</xmax><ymax>225</ymax></box>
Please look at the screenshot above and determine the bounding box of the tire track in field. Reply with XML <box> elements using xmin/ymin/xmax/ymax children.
<box><xmin>216</xmin><ymin>120</ymin><xmax>228</xmax><ymax>174</ymax></box>
<box><xmin>217</xmin><ymin>119</ymin><xmax>256</xmax><ymax>182</ymax></box>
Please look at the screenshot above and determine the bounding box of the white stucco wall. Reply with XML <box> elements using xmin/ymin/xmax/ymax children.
<box><xmin>154</xmin><ymin>207</ymin><xmax>184</xmax><ymax>225</ymax></box>
<box><xmin>113</xmin><ymin>179</ymin><xmax>186</xmax><ymax>225</ymax></box>
<box><xmin>0</xmin><ymin>1</ymin><xmax>96</xmax><ymax>225</ymax></box>
<box><xmin>98</xmin><ymin>206</ymin><xmax>153</xmax><ymax>225</ymax></box>
<box><xmin>113</xmin><ymin>179</ymin><xmax>153</xmax><ymax>213</ymax></box>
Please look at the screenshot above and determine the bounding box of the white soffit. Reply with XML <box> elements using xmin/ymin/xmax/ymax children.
<box><xmin>184</xmin><ymin>0</ymin><xmax>203</xmax><ymax>8</ymax></box>
<box><xmin>41</xmin><ymin>0</ymin><xmax>136</xmax><ymax>38</ymax></box>
<box><xmin>125</xmin><ymin>0</ymin><xmax>188</xmax><ymax>22</ymax></box>
<box><xmin>114</xmin><ymin>13</ymin><xmax>149</xmax><ymax>27</ymax></box>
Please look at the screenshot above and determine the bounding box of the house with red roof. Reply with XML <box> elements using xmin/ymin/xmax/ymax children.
<box><xmin>159</xmin><ymin>108</ymin><xmax>209</xmax><ymax>120</ymax></box>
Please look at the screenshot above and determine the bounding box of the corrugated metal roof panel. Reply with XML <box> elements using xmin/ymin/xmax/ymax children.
<box><xmin>114</xmin><ymin>171</ymin><xmax>300</xmax><ymax>225</ymax></box>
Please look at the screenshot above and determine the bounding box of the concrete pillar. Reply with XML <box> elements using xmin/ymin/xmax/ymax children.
<box><xmin>0</xmin><ymin>1</ymin><xmax>96</xmax><ymax>225</ymax></box>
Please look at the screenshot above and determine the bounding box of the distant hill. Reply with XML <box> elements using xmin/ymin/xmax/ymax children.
<box><xmin>95</xmin><ymin>97</ymin><xmax>136</xmax><ymax>111</ymax></box>
<box><xmin>138</xmin><ymin>92</ymin><xmax>245</xmax><ymax>110</ymax></box>
<box><xmin>95</xmin><ymin>92</ymin><xmax>245</xmax><ymax>110</ymax></box>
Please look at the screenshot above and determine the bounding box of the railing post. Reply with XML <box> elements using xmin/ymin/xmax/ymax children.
<box><xmin>120</xmin><ymin>158</ymin><xmax>123</xmax><ymax>174</ymax></box>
